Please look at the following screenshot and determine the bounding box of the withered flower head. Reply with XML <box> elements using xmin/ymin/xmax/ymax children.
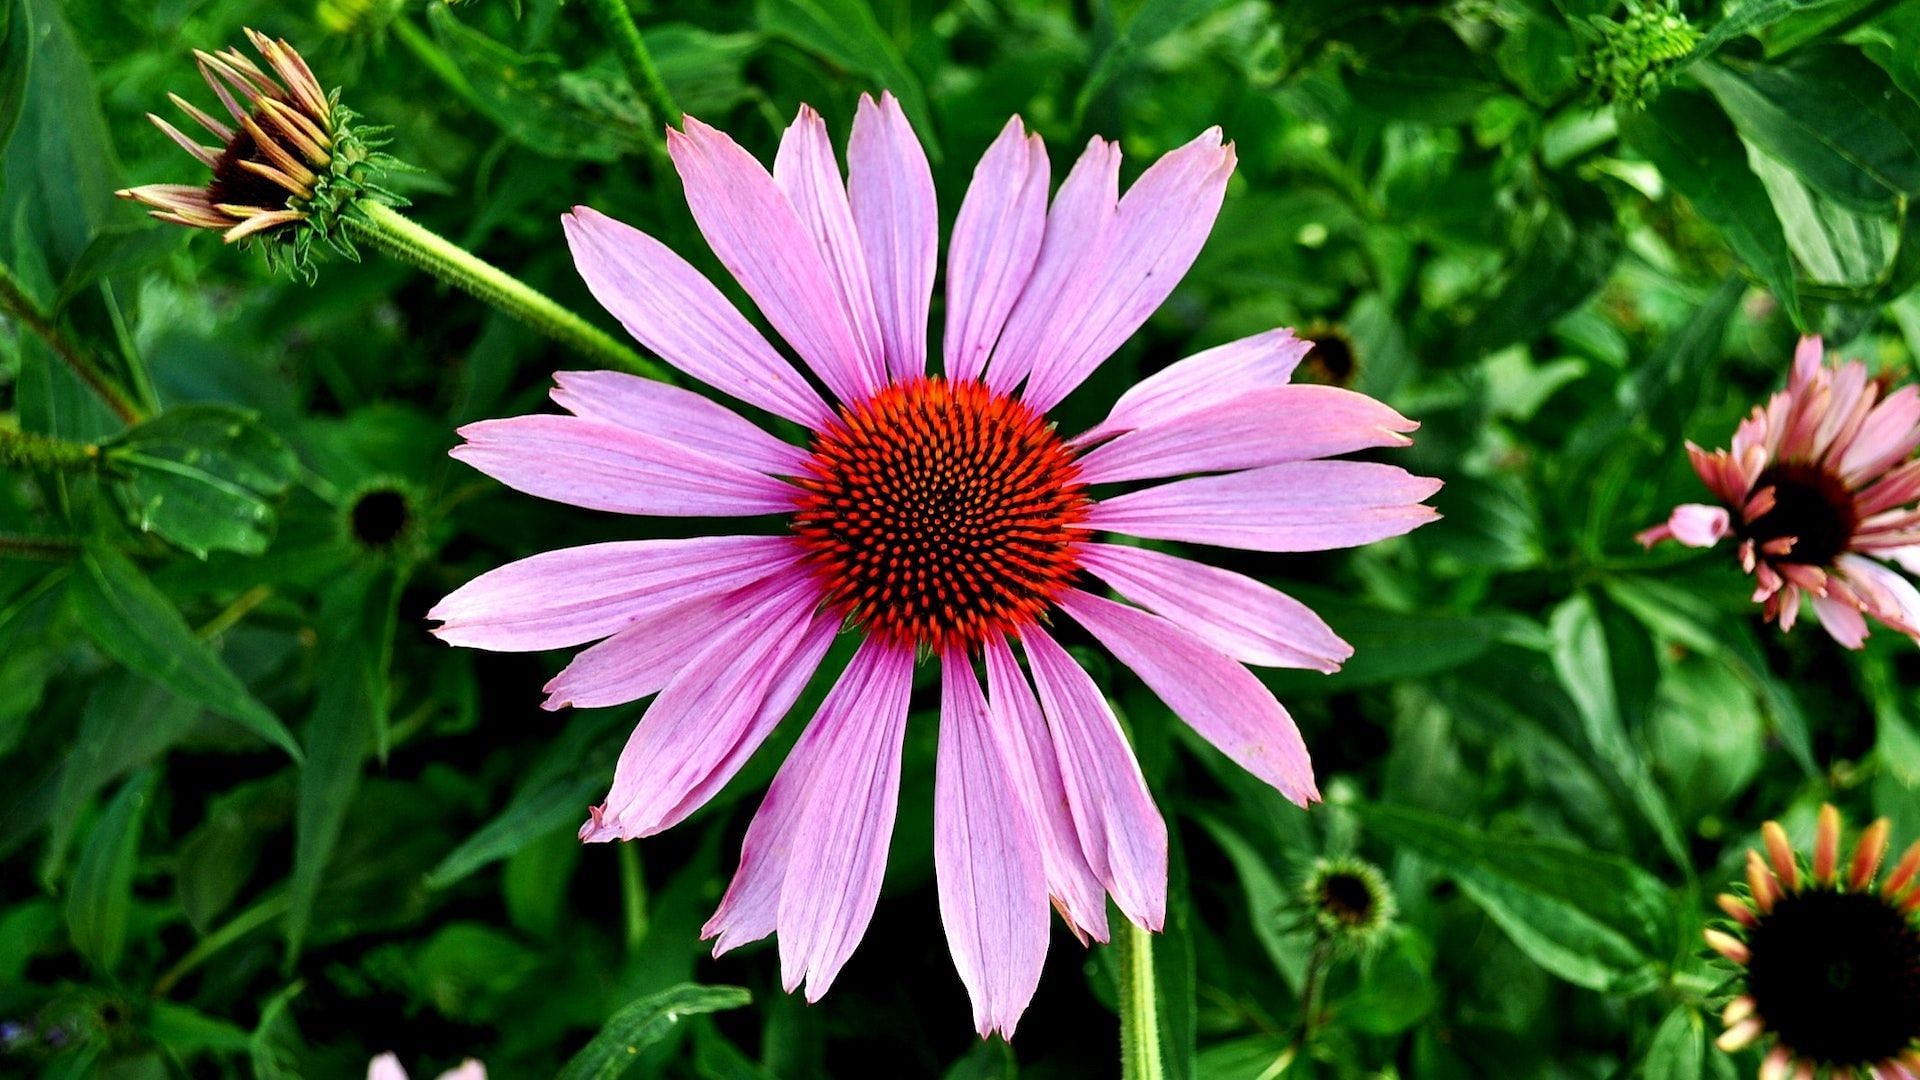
<box><xmin>116</xmin><ymin>28</ymin><xmax>404</xmax><ymax>278</ymax></box>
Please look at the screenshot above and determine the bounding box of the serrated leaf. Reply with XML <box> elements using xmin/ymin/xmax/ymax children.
<box><xmin>67</xmin><ymin>547</ymin><xmax>299</xmax><ymax>761</ymax></box>
<box><xmin>103</xmin><ymin>405</ymin><xmax>299</xmax><ymax>558</ymax></box>
<box><xmin>557</xmin><ymin>984</ymin><xmax>753</xmax><ymax>1080</ymax></box>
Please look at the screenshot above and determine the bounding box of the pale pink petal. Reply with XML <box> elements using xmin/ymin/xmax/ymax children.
<box><xmin>936</xmin><ymin>650</ymin><xmax>1048</xmax><ymax>1039</ymax></box>
<box><xmin>1838</xmin><ymin>554</ymin><xmax>1920</xmax><ymax>636</ymax></box>
<box><xmin>984</xmin><ymin>136</ymin><xmax>1122</xmax><ymax>395</ymax></box>
<box><xmin>1060</xmin><ymin>589</ymin><xmax>1318</xmax><ymax>806</ymax></box>
<box><xmin>773</xmin><ymin>106</ymin><xmax>885</xmax><ymax>383</ymax></box>
<box><xmin>367</xmin><ymin>1055</ymin><xmax>408</xmax><ymax>1080</ymax></box>
<box><xmin>980</xmin><ymin>635</ymin><xmax>1110</xmax><ymax>944</ymax></box>
<box><xmin>943</xmin><ymin>118</ymin><xmax>1048</xmax><ymax>383</ymax></box>
<box><xmin>562</xmin><ymin>207</ymin><xmax>830</xmax><ymax>427</ymax></box>
<box><xmin>1665</xmin><ymin>504</ymin><xmax>1732</xmax><ymax>548</ymax></box>
<box><xmin>1078</xmin><ymin>542</ymin><xmax>1351</xmax><ymax>672</ymax></box>
<box><xmin>428</xmin><ymin>535</ymin><xmax>800</xmax><ymax>651</ymax></box>
<box><xmin>433</xmin><ymin>1064</ymin><xmax>486</xmax><ymax>1080</ymax></box>
<box><xmin>451</xmin><ymin>415</ymin><xmax>797</xmax><ymax>517</ymax></box>
<box><xmin>1083</xmin><ymin>461</ymin><xmax>1442</xmax><ymax>552</ymax></box>
<box><xmin>549</xmin><ymin>371</ymin><xmax>808</xmax><ymax>476</ymax></box>
<box><xmin>1840</xmin><ymin>385</ymin><xmax>1920</xmax><ymax>483</ymax></box>
<box><xmin>541</xmin><ymin>590</ymin><xmax>739</xmax><ymax>710</ymax></box>
<box><xmin>1813</xmin><ymin>593</ymin><xmax>1869</xmax><ymax>648</ymax></box>
<box><xmin>1075</xmin><ymin>385</ymin><xmax>1416</xmax><ymax>484</ymax></box>
<box><xmin>849</xmin><ymin>93</ymin><xmax>938</xmax><ymax>381</ymax></box>
<box><xmin>1076</xmin><ymin>328</ymin><xmax>1312</xmax><ymax>445</ymax></box>
<box><xmin>579</xmin><ymin>576</ymin><xmax>827</xmax><ymax>840</ymax></box>
<box><xmin>1020</xmin><ymin>625</ymin><xmax>1167</xmax><ymax>931</ymax></box>
<box><xmin>669</xmin><ymin>116</ymin><xmax>880</xmax><ymax>404</ymax></box>
<box><xmin>1019</xmin><ymin>130</ymin><xmax>1237</xmax><ymax>414</ymax></box>
<box><xmin>1886</xmin><ymin>546</ymin><xmax>1920</xmax><ymax>575</ymax></box>
<box><xmin>777</xmin><ymin>640</ymin><xmax>915</xmax><ymax>999</ymax></box>
<box><xmin>1792</xmin><ymin>334</ymin><xmax>1824</xmax><ymax>393</ymax></box>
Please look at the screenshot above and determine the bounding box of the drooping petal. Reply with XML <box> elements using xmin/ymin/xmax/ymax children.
<box><xmin>1020</xmin><ymin>625</ymin><xmax>1167</xmax><ymax>931</ymax></box>
<box><xmin>1060</xmin><ymin>590</ymin><xmax>1318</xmax><ymax>806</ymax></box>
<box><xmin>773</xmin><ymin>105</ymin><xmax>885</xmax><ymax>382</ymax></box>
<box><xmin>849</xmin><ymin>93</ymin><xmax>938</xmax><ymax>381</ymax></box>
<box><xmin>980</xmin><ymin>635</ymin><xmax>1110</xmax><ymax>943</ymax></box>
<box><xmin>429</xmin><ymin>535</ymin><xmax>800</xmax><ymax>651</ymax></box>
<box><xmin>1019</xmin><ymin>130</ymin><xmax>1238</xmax><ymax>413</ymax></box>
<box><xmin>936</xmin><ymin>650</ymin><xmax>1048</xmax><ymax>1039</ymax></box>
<box><xmin>984</xmin><ymin>136</ymin><xmax>1121</xmax><ymax>395</ymax></box>
<box><xmin>1813</xmin><ymin>593</ymin><xmax>1869</xmax><ymax>648</ymax></box>
<box><xmin>562</xmin><ymin>207</ymin><xmax>830</xmax><ymax>427</ymax></box>
<box><xmin>451</xmin><ymin>416</ymin><xmax>797</xmax><ymax>517</ymax></box>
<box><xmin>1840</xmin><ymin>384</ymin><xmax>1920</xmax><ymax>484</ymax></box>
<box><xmin>1076</xmin><ymin>328</ymin><xmax>1312</xmax><ymax>445</ymax></box>
<box><xmin>1078</xmin><ymin>542</ymin><xmax>1351</xmax><ymax>672</ymax></box>
<box><xmin>669</xmin><ymin>116</ymin><xmax>880</xmax><ymax>403</ymax></box>
<box><xmin>1083</xmin><ymin>461</ymin><xmax>1442</xmax><ymax>552</ymax></box>
<box><xmin>1075</xmin><ymin>385</ymin><xmax>1417</xmax><ymax>484</ymax></box>
<box><xmin>580</xmin><ymin>576</ymin><xmax>828</xmax><ymax>840</ymax></box>
<box><xmin>943</xmin><ymin>117</ymin><xmax>1048</xmax><ymax>383</ymax></box>
<box><xmin>550</xmin><ymin>370</ymin><xmax>808</xmax><ymax>476</ymax></box>
<box><xmin>1838</xmin><ymin>554</ymin><xmax>1920</xmax><ymax>636</ymax></box>
<box><xmin>777</xmin><ymin>639</ymin><xmax>916</xmax><ymax>999</ymax></box>
<box><xmin>1662</xmin><ymin>504</ymin><xmax>1732</xmax><ymax>549</ymax></box>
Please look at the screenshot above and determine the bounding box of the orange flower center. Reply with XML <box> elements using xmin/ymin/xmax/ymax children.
<box><xmin>792</xmin><ymin>376</ymin><xmax>1087</xmax><ymax>652</ymax></box>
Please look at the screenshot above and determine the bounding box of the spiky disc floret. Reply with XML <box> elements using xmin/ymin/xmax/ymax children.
<box><xmin>1302</xmin><ymin>855</ymin><xmax>1397</xmax><ymax>950</ymax></box>
<box><xmin>115</xmin><ymin>28</ymin><xmax>410</xmax><ymax>282</ymax></box>
<box><xmin>1708</xmin><ymin>804</ymin><xmax>1920</xmax><ymax>1077</ymax></box>
<box><xmin>791</xmin><ymin>377</ymin><xmax>1088</xmax><ymax>653</ymax></box>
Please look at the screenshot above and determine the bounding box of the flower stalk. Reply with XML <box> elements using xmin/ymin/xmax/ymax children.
<box><xmin>343</xmin><ymin>202</ymin><xmax>666</xmax><ymax>380</ymax></box>
<box><xmin>1116</xmin><ymin>921</ymin><xmax>1166</xmax><ymax>1080</ymax></box>
<box><xmin>580</xmin><ymin>0</ymin><xmax>682</xmax><ymax>129</ymax></box>
<box><xmin>0</xmin><ymin>428</ymin><xmax>103</xmax><ymax>475</ymax></box>
<box><xmin>0</xmin><ymin>264</ymin><xmax>146</xmax><ymax>425</ymax></box>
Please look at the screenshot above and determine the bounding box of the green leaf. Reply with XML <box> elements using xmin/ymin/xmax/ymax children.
<box><xmin>1621</xmin><ymin>90</ymin><xmax>1801</xmax><ymax>326</ymax></box>
<box><xmin>1</xmin><ymin>0</ymin><xmax>121</xmax><ymax>278</ymax></box>
<box><xmin>1346</xmin><ymin>21</ymin><xmax>1502</xmax><ymax>125</ymax></box>
<box><xmin>1696</xmin><ymin>48</ymin><xmax>1920</xmax><ymax>215</ymax></box>
<box><xmin>102</xmin><ymin>405</ymin><xmax>301</xmax><ymax>559</ymax></box>
<box><xmin>1688</xmin><ymin>0</ymin><xmax>1844</xmax><ymax>63</ymax></box>
<box><xmin>67</xmin><ymin>547</ymin><xmax>299</xmax><ymax>760</ymax></box>
<box><xmin>753</xmin><ymin>0</ymin><xmax>939</xmax><ymax>160</ymax></box>
<box><xmin>0</xmin><ymin>0</ymin><xmax>31</xmax><ymax>163</ymax></box>
<box><xmin>53</xmin><ymin>224</ymin><xmax>181</xmax><ymax>312</ymax></box>
<box><xmin>65</xmin><ymin>769</ymin><xmax>154</xmax><ymax>973</ymax></box>
<box><xmin>1458</xmin><ymin>184</ymin><xmax>1621</xmax><ymax>357</ymax></box>
<box><xmin>557</xmin><ymin>984</ymin><xmax>753</xmax><ymax>1080</ymax></box>
<box><xmin>1642</xmin><ymin>1006</ymin><xmax>1706</xmax><ymax>1080</ymax></box>
<box><xmin>1363</xmin><ymin>803</ymin><xmax>1674</xmax><ymax>994</ymax></box>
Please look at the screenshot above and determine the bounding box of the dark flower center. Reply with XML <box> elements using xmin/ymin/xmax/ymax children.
<box><xmin>1302</xmin><ymin>330</ymin><xmax>1356</xmax><ymax>386</ymax></box>
<box><xmin>1740</xmin><ymin>462</ymin><xmax>1858</xmax><ymax>566</ymax></box>
<box><xmin>350</xmin><ymin>488</ymin><xmax>411</xmax><ymax>548</ymax></box>
<box><xmin>206</xmin><ymin>124</ymin><xmax>296</xmax><ymax>212</ymax></box>
<box><xmin>791</xmin><ymin>376</ymin><xmax>1087</xmax><ymax>652</ymax></box>
<box><xmin>1745</xmin><ymin>889</ymin><xmax>1920</xmax><ymax>1066</ymax></box>
<box><xmin>1318</xmin><ymin>872</ymin><xmax>1376</xmax><ymax>926</ymax></box>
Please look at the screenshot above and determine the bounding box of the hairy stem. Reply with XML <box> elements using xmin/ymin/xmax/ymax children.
<box><xmin>0</xmin><ymin>264</ymin><xmax>145</xmax><ymax>426</ymax></box>
<box><xmin>0</xmin><ymin>427</ymin><xmax>102</xmax><ymax>474</ymax></box>
<box><xmin>581</xmin><ymin>0</ymin><xmax>683</xmax><ymax>129</ymax></box>
<box><xmin>1116</xmin><ymin>920</ymin><xmax>1165</xmax><ymax>1080</ymax></box>
<box><xmin>344</xmin><ymin>202</ymin><xmax>668</xmax><ymax>381</ymax></box>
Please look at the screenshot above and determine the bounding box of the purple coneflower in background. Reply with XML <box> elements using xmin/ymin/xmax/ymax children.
<box><xmin>429</xmin><ymin>96</ymin><xmax>1439</xmax><ymax>1036</ymax></box>
<box><xmin>368</xmin><ymin>1054</ymin><xmax>485</xmax><ymax>1080</ymax></box>
<box><xmin>1641</xmin><ymin>335</ymin><xmax>1920</xmax><ymax>648</ymax></box>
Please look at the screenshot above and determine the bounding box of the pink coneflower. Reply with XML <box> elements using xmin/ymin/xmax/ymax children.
<box><xmin>367</xmin><ymin>1054</ymin><xmax>485</xmax><ymax>1080</ymax></box>
<box><xmin>1640</xmin><ymin>336</ymin><xmax>1920</xmax><ymax>648</ymax></box>
<box><xmin>1706</xmin><ymin>805</ymin><xmax>1920</xmax><ymax>1079</ymax></box>
<box><xmin>429</xmin><ymin>97</ymin><xmax>1439</xmax><ymax>1036</ymax></box>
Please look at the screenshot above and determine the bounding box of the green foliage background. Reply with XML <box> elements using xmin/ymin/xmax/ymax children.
<box><xmin>4</xmin><ymin>0</ymin><xmax>1920</xmax><ymax>1076</ymax></box>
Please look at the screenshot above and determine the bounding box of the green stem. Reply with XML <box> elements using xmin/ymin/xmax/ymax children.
<box><xmin>152</xmin><ymin>892</ymin><xmax>292</xmax><ymax>998</ymax></box>
<box><xmin>0</xmin><ymin>264</ymin><xmax>145</xmax><ymax>426</ymax></box>
<box><xmin>343</xmin><ymin>202</ymin><xmax>668</xmax><ymax>381</ymax></box>
<box><xmin>618</xmin><ymin>842</ymin><xmax>650</xmax><ymax>952</ymax></box>
<box><xmin>0</xmin><ymin>428</ymin><xmax>103</xmax><ymax>474</ymax></box>
<box><xmin>1117</xmin><ymin>920</ymin><xmax>1165</xmax><ymax>1080</ymax></box>
<box><xmin>0</xmin><ymin>532</ymin><xmax>80</xmax><ymax>561</ymax></box>
<box><xmin>1294</xmin><ymin>936</ymin><xmax>1333</xmax><ymax>1052</ymax></box>
<box><xmin>581</xmin><ymin>0</ymin><xmax>683</xmax><ymax>129</ymax></box>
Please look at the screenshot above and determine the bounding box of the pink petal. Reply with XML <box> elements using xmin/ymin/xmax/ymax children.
<box><xmin>550</xmin><ymin>370</ymin><xmax>808</xmax><ymax>476</ymax></box>
<box><xmin>777</xmin><ymin>640</ymin><xmax>916</xmax><ymax>999</ymax></box>
<box><xmin>1078</xmin><ymin>542</ymin><xmax>1351</xmax><ymax>672</ymax></box>
<box><xmin>1076</xmin><ymin>328</ymin><xmax>1312</xmax><ymax>445</ymax></box>
<box><xmin>849</xmin><ymin>92</ymin><xmax>938</xmax><ymax>381</ymax></box>
<box><xmin>943</xmin><ymin>117</ymin><xmax>1048</xmax><ymax>383</ymax></box>
<box><xmin>1083</xmin><ymin>461</ymin><xmax>1442</xmax><ymax>552</ymax></box>
<box><xmin>773</xmin><ymin>105</ymin><xmax>885</xmax><ymax>382</ymax></box>
<box><xmin>451</xmin><ymin>415</ymin><xmax>797</xmax><ymax>517</ymax></box>
<box><xmin>562</xmin><ymin>207</ymin><xmax>830</xmax><ymax>428</ymax></box>
<box><xmin>1020</xmin><ymin>625</ymin><xmax>1167</xmax><ymax>931</ymax></box>
<box><xmin>669</xmin><ymin>116</ymin><xmax>881</xmax><ymax>404</ymax></box>
<box><xmin>984</xmin><ymin>136</ymin><xmax>1122</xmax><ymax>395</ymax></box>
<box><xmin>1665</xmin><ymin>504</ymin><xmax>1732</xmax><ymax>548</ymax></box>
<box><xmin>1840</xmin><ymin>384</ymin><xmax>1920</xmax><ymax>483</ymax></box>
<box><xmin>936</xmin><ymin>650</ymin><xmax>1048</xmax><ymax>1039</ymax></box>
<box><xmin>1075</xmin><ymin>384</ymin><xmax>1417</xmax><ymax>484</ymax></box>
<box><xmin>1838</xmin><ymin>554</ymin><xmax>1920</xmax><ymax>636</ymax></box>
<box><xmin>541</xmin><ymin>589</ymin><xmax>743</xmax><ymax>711</ymax></box>
<box><xmin>1060</xmin><ymin>589</ymin><xmax>1318</xmax><ymax>806</ymax></box>
<box><xmin>1792</xmin><ymin>335</ymin><xmax>1824</xmax><ymax>393</ymax></box>
<box><xmin>980</xmin><ymin>635</ymin><xmax>1110</xmax><ymax>944</ymax></box>
<box><xmin>1019</xmin><ymin>130</ymin><xmax>1237</xmax><ymax>414</ymax></box>
<box><xmin>1813</xmin><ymin>593</ymin><xmax>1869</xmax><ymax>648</ymax></box>
<box><xmin>579</xmin><ymin>576</ymin><xmax>829</xmax><ymax>840</ymax></box>
<box><xmin>435</xmin><ymin>1063</ymin><xmax>486</xmax><ymax>1080</ymax></box>
<box><xmin>428</xmin><ymin>535</ymin><xmax>800</xmax><ymax>651</ymax></box>
<box><xmin>367</xmin><ymin>1055</ymin><xmax>408</xmax><ymax>1080</ymax></box>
